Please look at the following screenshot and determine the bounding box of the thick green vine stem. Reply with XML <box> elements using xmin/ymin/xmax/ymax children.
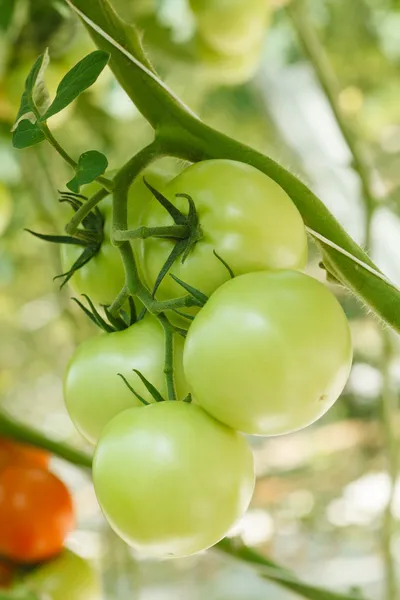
<box><xmin>0</xmin><ymin>412</ymin><xmax>92</xmax><ymax>468</ymax></box>
<box><xmin>68</xmin><ymin>0</ymin><xmax>400</xmax><ymax>334</ymax></box>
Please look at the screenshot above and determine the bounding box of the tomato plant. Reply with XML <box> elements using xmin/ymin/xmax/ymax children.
<box><xmin>0</xmin><ymin>438</ymin><xmax>49</xmax><ymax>472</ymax></box>
<box><xmin>0</xmin><ymin>466</ymin><xmax>74</xmax><ymax>563</ymax></box>
<box><xmin>93</xmin><ymin>401</ymin><xmax>254</xmax><ymax>558</ymax></box>
<box><xmin>64</xmin><ymin>315</ymin><xmax>189</xmax><ymax>444</ymax></box>
<box><xmin>138</xmin><ymin>160</ymin><xmax>307</xmax><ymax>303</ymax></box>
<box><xmin>190</xmin><ymin>0</ymin><xmax>270</xmax><ymax>56</ymax></box>
<box><xmin>184</xmin><ymin>271</ymin><xmax>353</xmax><ymax>436</ymax></box>
<box><xmin>60</xmin><ymin>165</ymin><xmax>174</xmax><ymax>306</ymax></box>
<box><xmin>14</xmin><ymin>550</ymin><xmax>100</xmax><ymax>600</ymax></box>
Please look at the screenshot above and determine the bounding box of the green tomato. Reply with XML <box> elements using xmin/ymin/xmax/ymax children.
<box><xmin>19</xmin><ymin>551</ymin><xmax>100</xmax><ymax>600</ymax></box>
<box><xmin>196</xmin><ymin>36</ymin><xmax>263</xmax><ymax>86</ymax></box>
<box><xmin>93</xmin><ymin>401</ymin><xmax>254</xmax><ymax>558</ymax></box>
<box><xmin>190</xmin><ymin>0</ymin><xmax>270</xmax><ymax>56</ymax></box>
<box><xmin>60</xmin><ymin>166</ymin><xmax>174</xmax><ymax>306</ymax></box>
<box><xmin>184</xmin><ymin>271</ymin><xmax>353</xmax><ymax>436</ymax></box>
<box><xmin>138</xmin><ymin>160</ymin><xmax>307</xmax><ymax>304</ymax></box>
<box><xmin>64</xmin><ymin>315</ymin><xmax>189</xmax><ymax>444</ymax></box>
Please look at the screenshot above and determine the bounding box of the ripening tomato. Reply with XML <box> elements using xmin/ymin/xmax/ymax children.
<box><xmin>0</xmin><ymin>438</ymin><xmax>50</xmax><ymax>472</ymax></box>
<box><xmin>17</xmin><ymin>551</ymin><xmax>100</xmax><ymax>600</ymax></box>
<box><xmin>93</xmin><ymin>402</ymin><xmax>254</xmax><ymax>558</ymax></box>
<box><xmin>0</xmin><ymin>466</ymin><xmax>75</xmax><ymax>564</ymax></box>
<box><xmin>138</xmin><ymin>160</ymin><xmax>307</xmax><ymax>304</ymax></box>
<box><xmin>184</xmin><ymin>271</ymin><xmax>353</xmax><ymax>436</ymax></box>
<box><xmin>60</xmin><ymin>165</ymin><xmax>175</xmax><ymax>306</ymax></box>
<box><xmin>64</xmin><ymin>315</ymin><xmax>189</xmax><ymax>444</ymax></box>
<box><xmin>190</xmin><ymin>0</ymin><xmax>270</xmax><ymax>56</ymax></box>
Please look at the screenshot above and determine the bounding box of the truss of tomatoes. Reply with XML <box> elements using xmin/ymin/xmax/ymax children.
<box><xmin>56</xmin><ymin>159</ymin><xmax>353</xmax><ymax>559</ymax></box>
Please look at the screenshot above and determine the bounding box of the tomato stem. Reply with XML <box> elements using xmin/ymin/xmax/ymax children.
<box><xmin>0</xmin><ymin>412</ymin><xmax>92</xmax><ymax>468</ymax></box>
<box><xmin>65</xmin><ymin>187</ymin><xmax>109</xmax><ymax>236</ymax></box>
<box><xmin>158</xmin><ymin>314</ymin><xmax>177</xmax><ymax>401</ymax></box>
<box><xmin>113</xmin><ymin>224</ymin><xmax>189</xmax><ymax>242</ymax></box>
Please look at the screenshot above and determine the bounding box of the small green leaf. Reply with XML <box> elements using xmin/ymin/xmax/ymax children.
<box><xmin>12</xmin><ymin>120</ymin><xmax>45</xmax><ymax>149</ymax></box>
<box><xmin>41</xmin><ymin>50</ymin><xmax>110</xmax><ymax>121</ymax></box>
<box><xmin>66</xmin><ymin>150</ymin><xmax>108</xmax><ymax>193</ymax></box>
<box><xmin>13</xmin><ymin>50</ymin><xmax>50</xmax><ymax>129</ymax></box>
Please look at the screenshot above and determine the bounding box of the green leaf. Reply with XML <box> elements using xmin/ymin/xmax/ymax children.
<box><xmin>41</xmin><ymin>51</ymin><xmax>110</xmax><ymax>121</ymax></box>
<box><xmin>12</xmin><ymin>120</ymin><xmax>45</xmax><ymax>149</ymax></box>
<box><xmin>13</xmin><ymin>50</ymin><xmax>50</xmax><ymax>129</ymax></box>
<box><xmin>66</xmin><ymin>150</ymin><xmax>108</xmax><ymax>193</ymax></box>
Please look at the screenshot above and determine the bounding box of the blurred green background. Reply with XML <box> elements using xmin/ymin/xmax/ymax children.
<box><xmin>1</xmin><ymin>0</ymin><xmax>400</xmax><ymax>598</ymax></box>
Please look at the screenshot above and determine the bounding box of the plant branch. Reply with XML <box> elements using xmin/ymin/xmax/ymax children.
<box><xmin>0</xmin><ymin>412</ymin><xmax>92</xmax><ymax>469</ymax></box>
<box><xmin>286</xmin><ymin>0</ymin><xmax>376</xmax><ymax>247</ymax></box>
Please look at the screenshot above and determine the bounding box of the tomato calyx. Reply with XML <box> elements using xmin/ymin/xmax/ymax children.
<box><xmin>72</xmin><ymin>293</ymin><xmax>137</xmax><ymax>333</ymax></box>
<box><xmin>118</xmin><ymin>368</ymin><xmax>193</xmax><ymax>405</ymax></box>
<box><xmin>26</xmin><ymin>190</ymin><xmax>105</xmax><ymax>289</ymax></box>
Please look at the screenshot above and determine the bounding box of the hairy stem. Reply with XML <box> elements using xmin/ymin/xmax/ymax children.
<box><xmin>0</xmin><ymin>412</ymin><xmax>92</xmax><ymax>468</ymax></box>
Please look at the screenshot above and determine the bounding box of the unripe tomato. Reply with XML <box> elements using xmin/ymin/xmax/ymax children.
<box><xmin>64</xmin><ymin>315</ymin><xmax>189</xmax><ymax>444</ymax></box>
<box><xmin>93</xmin><ymin>402</ymin><xmax>254</xmax><ymax>558</ymax></box>
<box><xmin>190</xmin><ymin>0</ymin><xmax>270</xmax><ymax>56</ymax></box>
<box><xmin>60</xmin><ymin>166</ymin><xmax>174</xmax><ymax>306</ymax></box>
<box><xmin>139</xmin><ymin>160</ymin><xmax>307</xmax><ymax>305</ymax></box>
<box><xmin>0</xmin><ymin>467</ymin><xmax>74</xmax><ymax>564</ymax></box>
<box><xmin>184</xmin><ymin>271</ymin><xmax>353</xmax><ymax>435</ymax></box>
<box><xmin>0</xmin><ymin>438</ymin><xmax>50</xmax><ymax>472</ymax></box>
<box><xmin>18</xmin><ymin>551</ymin><xmax>100</xmax><ymax>600</ymax></box>
<box><xmin>196</xmin><ymin>36</ymin><xmax>263</xmax><ymax>86</ymax></box>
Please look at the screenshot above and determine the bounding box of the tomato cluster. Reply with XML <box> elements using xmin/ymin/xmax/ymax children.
<box><xmin>62</xmin><ymin>159</ymin><xmax>352</xmax><ymax>559</ymax></box>
<box><xmin>0</xmin><ymin>439</ymin><xmax>74</xmax><ymax>571</ymax></box>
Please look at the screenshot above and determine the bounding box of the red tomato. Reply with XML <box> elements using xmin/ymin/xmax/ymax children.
<box><xmin>0</xmin><ymin>467</ymin><xmax>75</xmax><ymax>564</ymax></box>
<box><xmin>0</xmin><ymin>438</ymin><xmax>50</xmax><ymax>472</ymax></box>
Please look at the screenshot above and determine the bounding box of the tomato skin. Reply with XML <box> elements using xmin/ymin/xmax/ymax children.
<box><xmin>18</xmin><ymin>551</ymin><xmax>100</xmax><ymax>600</ymax></box>
<box><xmin>64</xmin><ymin>316</ymin><xmax>189</xmax><ymax>444</ymax></box>
<box><xmin>184</xmin><ymin>271</ymin><xmax>353</xmax><ymax>436</ymax></box>
<box><xmin>61</xmin><ymin>166</ymin><xmax>174</xmax><ymax>306</ymax></box>
<box><xmin>139</xmin><ymin>160</ymin><xmax>307</xmax><ymax>304</ymax></box>
<box><xmin>190</xmin><ymin>0</ymin><xmax>270</xmax><ymax>56</ymax></box>
<box><xmin>0</xmin><ymin>467</ymin><xmax>74</xmax><ymax>564</ymax></box>
<box><xmin>196</xmin><ymin>37</ymin><xmax>263</xmax><ymax>86</ymax></box>
<box><xmin>93</xmin><ymin>402</ymin><xmax>254</xmax><ymax>558</ymax></box>
<box><xmin>0</xmin><ymin>438</ymin><xmax>50</xmax><ymax>472</ymax></box>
